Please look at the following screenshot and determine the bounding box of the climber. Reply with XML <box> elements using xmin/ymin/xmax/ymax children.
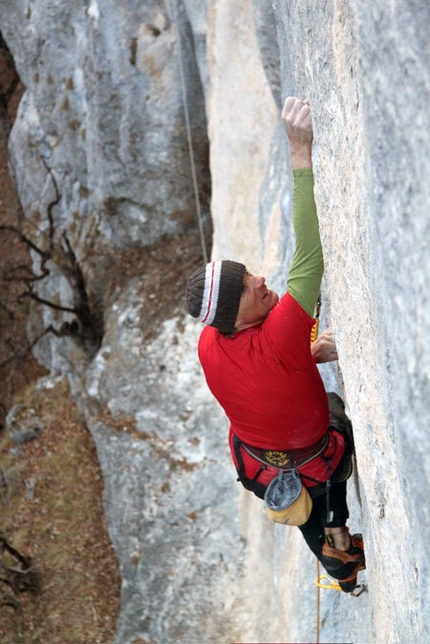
<box><xmin>185</xmin><ymin>97</ymin><xmax>365</xmax><ymax>592</ymax></box>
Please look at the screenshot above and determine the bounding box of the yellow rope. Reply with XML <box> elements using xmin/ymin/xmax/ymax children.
<box><xmin>315</xmin><ymin>572</ymin><xmax>367</xmax><ymax>598</ymax></box>
<box><xmin>314</xmin><ymin>573</ymin><xmax>343</xmax><ymax>592</ymax></box>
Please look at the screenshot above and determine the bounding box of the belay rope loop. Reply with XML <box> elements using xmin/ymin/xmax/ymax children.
<box><xmin>169</xmin><ymin>0</ymin><xmax>209</xmax><ymax>264</ymax></box>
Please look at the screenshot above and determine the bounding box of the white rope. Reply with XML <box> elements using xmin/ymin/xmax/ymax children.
<box><xmin>169</xmin><ymin>0</ymin><xmax>209</xmax><ymax>264</ymax></box>
<box><xmin>316</xmin><ymin>559</ymin><xmax>321</xmax><ymax>644</ymax></box>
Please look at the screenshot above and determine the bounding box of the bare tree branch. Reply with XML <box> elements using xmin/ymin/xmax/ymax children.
<box><xmin>41</xmin><ymin>158</ymin><xmax>60</xmax><ymax>249</ymax></box>
<box><xmin>0</xmin><ymin>535</ymin><xmax>40</xmax><ymax>602</ymax></box>
<box><xmin>21</xmin><ymin>289</ymin><xmax>79</xmax><ymax>315</ymax></box>
<box><xmin>0</xmin><ymin>224</ymin><xmax>50</xmax><ymax>264</ymax></box>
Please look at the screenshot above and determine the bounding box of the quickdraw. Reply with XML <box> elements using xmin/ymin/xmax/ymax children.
<box><xmin>310</xmin><ymin>293</ymin><xmax>321</xmax><ymax>343</ymax></box>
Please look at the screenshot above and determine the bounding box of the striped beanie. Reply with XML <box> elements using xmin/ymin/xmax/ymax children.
<box><xmin>186</xmin><ymin>260</ymin><xmax>246</xmax><ymax>334</ymax></box>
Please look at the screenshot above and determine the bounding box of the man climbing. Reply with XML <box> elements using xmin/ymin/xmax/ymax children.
<box><xmin>186</xmin><ymin>97</ymin><xmax>365</xmax><ymax>592</ymax></box>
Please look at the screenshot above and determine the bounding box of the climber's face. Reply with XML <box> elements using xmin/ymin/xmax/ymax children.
<box><xmin>234</xmin><ymin>271</ymin><xmax>279</xmax><ymax>331</ymax></box>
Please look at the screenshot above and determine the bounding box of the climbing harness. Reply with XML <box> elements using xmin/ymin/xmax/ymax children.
<box><xmin>240</xmin><ymin>433</ymin><xmax>329</xmax><ymax>470</ymax></box>
<box><xmin>231</xmin><ymin>431</ymin><xmax>332</xmax><ymax>501</ymax></box>
<box><xmin>169</xmin><ymin>0</ymin><xmax>209</xmax><ymax>264</ymax></box>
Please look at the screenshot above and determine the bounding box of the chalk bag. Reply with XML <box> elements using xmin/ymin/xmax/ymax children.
<box><xmin>264</xmin><ymin>468</ymin><xmax>312</xmax><ymax>527</ymax></box>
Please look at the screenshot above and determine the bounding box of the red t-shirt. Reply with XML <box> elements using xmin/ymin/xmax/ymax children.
<box><xmin>198</xmin><ymin>293</ymin><xmax>345</xmax><ymax>486</ymax></box>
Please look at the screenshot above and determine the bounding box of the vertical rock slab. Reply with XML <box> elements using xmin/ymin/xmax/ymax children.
<box><xmin>2</xmin><ymin>0</ymin><xmax>210</xmax><ymax>370</ymax></box>
<box><xmin>206</xmin><ymin>0</ymin><xmax>281</xmax><ymax>272</ymax></box>
<box><xmin>84</xmin><ymin>307</ymin><xmax>254</xmax><ymax>643</ymax></box>
<box><xmin>1</xmin><ymin>0</ymin><xmax>430</xmax><ymax>642</ymax></box>
<box><xmin>274</xmin><ymin>0</ymin><xmax>430</xmax><ymax>642</ymax></box>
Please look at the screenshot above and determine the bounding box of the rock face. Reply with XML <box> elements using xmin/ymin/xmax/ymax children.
<box><xmin>1</xmin><ymin>0</ymin><xmax>429</xmax><ymax>642</ymax></box>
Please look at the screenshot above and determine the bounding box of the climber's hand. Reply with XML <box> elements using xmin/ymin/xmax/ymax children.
<box><xmin>311</xmin><ymin>327</ymin><xmax>339</xmax><ymax>363</ymax></box>
<box><xmin>282</xmin><ymin>97</ymin><xmax>313</xmax><ymax>169</ymax></box>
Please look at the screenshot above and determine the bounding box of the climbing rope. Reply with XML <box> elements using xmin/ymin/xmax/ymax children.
<box><xmin>315</xmin><ymin>559</ymin><xmax>369</xmax><ymax>641</ymax></box>
<box><xmin>315</xmin><ymin>565</ymin><xmax>342</xmax><ymax>643</ymax></box>
<box><xmin>169</xmin><ymin>0</ymin><xmax>209</xmax><ymax>264</ymax></box>
<box><xmin>316</xmin><ymin>560</ymin><xmax>321</xmax><ymax>644</ymax></box>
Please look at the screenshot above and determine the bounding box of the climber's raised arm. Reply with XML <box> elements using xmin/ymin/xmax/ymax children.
<box><xmin>282</xmin><ymin>97</ymin><xmax>313</xmax><ymax>170</ymax></box>
<box><xmin>282</xmin><ymin>97</ymin><xmax>323</xmax><ymax>318</ymax></box>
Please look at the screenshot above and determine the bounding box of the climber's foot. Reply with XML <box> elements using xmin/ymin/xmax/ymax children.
<box><xmin>321</xmin><ymin>529</ymin><xmax>365</xmax><ymax>592</ymax></box>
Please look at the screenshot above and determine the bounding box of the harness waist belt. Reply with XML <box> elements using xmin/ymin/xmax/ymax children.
<box><xmin>239</xmin><ymin>432</ymin><xmax>329</xmax><ymax>470</ymax></box>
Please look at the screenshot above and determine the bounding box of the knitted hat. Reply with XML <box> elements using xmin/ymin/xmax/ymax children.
<box><xmin>186</xmin><ymin>260</ymin><xmax>246</xmax><ymax>334</ymax></box>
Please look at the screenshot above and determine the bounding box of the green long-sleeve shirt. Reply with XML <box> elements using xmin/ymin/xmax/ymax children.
<box><xmin>287</xmin><ymin>168</ymin><xmax>323</xmax><ymax>317</ymax></box>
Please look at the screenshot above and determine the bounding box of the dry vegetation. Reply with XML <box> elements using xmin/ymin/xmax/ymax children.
<box><xmin>0</xmin><ymin>379</ymin><xmax>122</xmax><ymax>644</ymax></box>
<box><xmin>0</xmin><ymin>37</ymin><xmax>121</xmax><ymax>643</ymax></box>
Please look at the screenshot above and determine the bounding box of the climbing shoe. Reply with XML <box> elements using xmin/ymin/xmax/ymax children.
<box><xmin>321</xmin><ymin>530</ymin><xmax>365</xmax><ymax>593</ymax></box>
<box><xmin>337</xmin><ymin>564</ymin><xmax>365</xmax><ymax>593</ymax></box>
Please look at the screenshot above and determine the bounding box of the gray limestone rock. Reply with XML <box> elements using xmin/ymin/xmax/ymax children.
<box><xmin>1</xmin><ymin>0</ymin><xmax>429</xmax><ymax>642</ymax></box>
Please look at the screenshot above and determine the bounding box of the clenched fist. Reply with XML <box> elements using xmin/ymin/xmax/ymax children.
<box><xmin>282</xmin><ymin>96</ymin><xmax>313</xmax><ymax>169</ymax></box>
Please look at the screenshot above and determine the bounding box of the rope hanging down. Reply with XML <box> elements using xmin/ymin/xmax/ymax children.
<box><xmin>169</xmin><ymin>0</ymin><xmax>208</xmax><ymax>264</ymax></box>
